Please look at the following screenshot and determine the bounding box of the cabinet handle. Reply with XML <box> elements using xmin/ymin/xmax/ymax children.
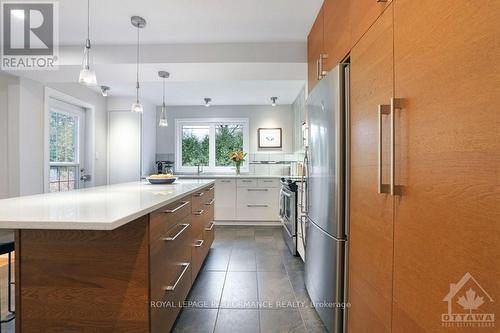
<box><xmin>319</xmin><ymin>54</ymin><xmax>328</xmax><ymax>78</ymax></box>
<box><xmin>163</xmin><ymin>263</ymin><xmax>190</xmax><ymax>291</ymax></box>
<box><xmin>162</xmin><ymin>223</ymin><xmax>190</xmax><ymax>241</ymax></box>
<box><xmin>194</xmin><ymin>192</ymin><xmax>205</xmax><ymax>197</ymax></box>
<box><xmin>207</xmin><ymin>186</ymin><xmax>215</xmax><ymax>191</ymax></box>
<box><xmin>247</xmin><ymin>204</ymin><xmax>269</xmax><ymax>208</ymax></box>
<box><xmin>378</xmin><ymin>104</ymin><xmax>391</xmax><ymax>194</ymax></box>
<box><xmin>247</xmin><ymin>188</ymin><xmax>268</xmax><ymax>192</ymax></box>
<box><xmin>163</xmin><ymin>201</ymin><xmax>189</xmax><ymax>213</ymax></box>
<box><xmin>390</xmin><ymin>98</ymin><xmax>403</xmax><ymax>196</ymax></box>
<box><xmin>262</xmin><ymin>180</ymin><xmax>273</xmax><ymax>183</ymax></box>
<box><xmin>242</xmin><ymin>180</ymin><xmax>253</xmax><ymax>183</ymax></box>
<box><xmin>220</xmin><ymin>180</ymin><xmax>232</xmax><ymax>183</ymax></box>
<box><xmin>193</xmin><ymin>209</ymin><xmax>205</xmax><ymax>216</ymax></box>
<box><xmin>205</xmin><ymin>198</ymin><xmax>215</xmax><ymax>206</ymax></box>
<box><xmin>316</xmin><ymin>58</ymin><xmax>321</xmax><ymax>81</ymax></box>
<box><xmin>377</xmin><ymin>0</ymin><xmax>388</xmax><ymax>2</ymax></box>
<box><xmin>205</xmin><ymin>222</ymin><xmax>215</xmax><ymax>231</ymax></box>
<box><xmin>194</xmin><ymin>239</ymin><xmax>204</xmax><ymax>247</ymax></box>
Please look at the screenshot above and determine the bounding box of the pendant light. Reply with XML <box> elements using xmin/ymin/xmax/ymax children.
<box><xmin>131</xmin><ymin>16</ymin><xmax>146</xmax><ymax>113</ymax></box>
<box><xmin>100</xmin><ymin>86</ymin><xmax>110</xmax><ymax>97</ymax></box>
<box><xmin>78</xmin><ymin>0</ymin><xmax>97</xmax><ymax>86</ymax></box>
<box><xmin>158</xmin><ymin>71</ymin><xmax>170</xmax><ymax>127</ymax></box>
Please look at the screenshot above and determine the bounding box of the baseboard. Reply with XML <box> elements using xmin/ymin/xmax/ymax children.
<box><xmin>215</xmin><ymin>221</ymin><xmax>282</xmax><ymax>227</ymax></box>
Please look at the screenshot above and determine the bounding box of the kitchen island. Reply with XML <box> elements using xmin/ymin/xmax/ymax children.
<box><xmin>0</xmin><ymin>179</ymin><xmax>216</xmax><ymax>333</ymax></box>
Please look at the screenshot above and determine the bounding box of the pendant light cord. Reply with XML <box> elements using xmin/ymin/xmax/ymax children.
<box><xmin>136</xmin><ymin>26</ymin><xmax>140</xmax><ymax>103</ymax></box>
<box><xmin>87</xmin><ymin>0</ymin><xmax>90</xmax><ymax>41</ymax></box>
<box><xmin>162</xmin><ymin>76</ymin><xmax>165</xmax><ymax>106</ymax></box>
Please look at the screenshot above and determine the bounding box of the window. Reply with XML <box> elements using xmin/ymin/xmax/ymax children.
<box><xmin>176</xmin><ymin>119</ymin><xmax>249</xmax><ymax>173</ymax></box>
<box><xmin>48</xmin><ymin>99</ymin><xmax>85</xmax><ymax>192</ymax></box>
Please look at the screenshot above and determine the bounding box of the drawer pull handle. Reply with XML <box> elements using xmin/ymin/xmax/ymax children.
<box><xmin>194</xmin><ymin>209</ymin><xmax>205</xmax><ymax>216</ymax></box>
<box><xmin>163</xmin><ymin>201</ymin><xmax>189</xmax><ymax>214</ymax></box>
<box><xmin>162</xmin><ymin>223</ymin><xmax>190</xmax><ymax>241</ymax></box>
<box><xmin>205</xmin><ymin>222</ymin><xmax>215</xmax><ymax>231</ymax></box>
<box><xmin>247</xmin><ymin>188</ymin><xmax>268</xmax><ymax>192</ymax></box>
<box><xmin>205</xmin><ymin>199</ymin><xmax>215</xmax><ymax>206</ymax></box>
<box><xmin>220</xmin><ymin>180</ymin><xmax>232</xmax><ymax>183</ymax></box>
<box><xmin>242</xmin><ymin>180</ymin><xmax>253</xmax><ymax>183</ymax></box>
<box><xmin>194</xmin><ymin>192</ymin><xmax>205</xmax><ymax>197</ymax></box>
<box><xmin>247</xmin><ymin>204</ymin><xmax>269</xmax><ymax>208</ymax></box>
<box><xmin>207</xmin><ymin>186</ymin><xmax>215</xmax><ymax>191</ymax></box>
<box><xmin>263</xmin><ymin>180</ymin><xmax>273</xmax><ymax>182</ymax></box>
<box><xmin>194</xmin><ymin>239</ymin><xmax>204</xmax><ymax>247</ymax></box>
<box><xmin>163</xmin><ymin>263</ymin><xmax>190</xmax><ymax>291</ymax></box>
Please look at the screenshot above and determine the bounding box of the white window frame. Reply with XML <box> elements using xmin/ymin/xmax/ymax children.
<box><xmin>175</xmin><ymin>118</ymin><xmax>249</xmax><ymax>174</ymax></box>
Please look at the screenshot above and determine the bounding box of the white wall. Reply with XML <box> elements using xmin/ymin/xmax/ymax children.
<box><xmin>107</xmin><ymin>97</ymin><xmax>157</xmax><ymax>177</ymax></box>
<box><xmin>0</xmin><ymin>72</ymin><xmax>19</xmax><ymax>198</ymax></box>
<box><xmin>0</xmin><ymin>75</ymin><xmax>108</xmax><ymax>197</ymax></box>
<box><xmin>156</xmin><ymin>105</ymin><xmax>294</xmax><ymax>156</ymax></box>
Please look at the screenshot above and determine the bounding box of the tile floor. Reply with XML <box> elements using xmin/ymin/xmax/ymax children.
<box><xmin>172</xmin><ymin>226</ymin><xmax>327</xmax><ymax>333</ymax></box>
<box><xmin>0</xmin><ymin>226</ymin><xmax>327</xmax><ymax>333</ymax></box>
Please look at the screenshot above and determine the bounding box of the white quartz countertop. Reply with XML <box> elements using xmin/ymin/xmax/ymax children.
<box><xmin>177</xmin><ymin>174</ymin><xmax>286</xmax><ymax>179</ymax></box>
<box><xmin>0</xmin><ymin>179</ymin><xmax>215</xmax><ymax>231</ymax></box>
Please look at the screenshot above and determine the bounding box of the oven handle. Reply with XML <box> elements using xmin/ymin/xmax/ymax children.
<box><xmin>300</xmin><ymin>149</ymin><xmax>309</xmax><ymax>214</ymax></box>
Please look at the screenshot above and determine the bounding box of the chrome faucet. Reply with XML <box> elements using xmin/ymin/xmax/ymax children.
<box><xmin>197</xmin><ymin>164</ymin><xmax>204</xmax><ymax>175</ymax></box>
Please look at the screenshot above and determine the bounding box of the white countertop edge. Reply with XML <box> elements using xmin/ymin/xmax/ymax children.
<box><xmin>0</xmin><ymin>180</ymin><xmax>215</xmax><ymax>231</ymax></box>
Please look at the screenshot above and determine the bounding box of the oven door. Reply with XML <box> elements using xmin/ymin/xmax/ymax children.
<box><xmin>281</xmin><ymin>188</ymin><xmax>296</xmax><ymax>237</ymax></box>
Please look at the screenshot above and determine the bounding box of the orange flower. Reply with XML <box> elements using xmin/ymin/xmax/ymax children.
<box><xmin>229</xmin><ymin>151</ymin><xmax>247</xmax><ymax>162</ymax></box>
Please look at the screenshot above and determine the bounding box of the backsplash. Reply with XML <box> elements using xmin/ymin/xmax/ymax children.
<box><xmin>155</xmin><ymin>152</ymin><xmax>305</xmax><ymax>176</ymax></box>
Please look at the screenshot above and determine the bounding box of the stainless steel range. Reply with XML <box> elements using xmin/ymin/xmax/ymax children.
<box><xmin>280</xmin><ymin>178</ymin><xmax>299</xmax><ymax>256</ymax></box>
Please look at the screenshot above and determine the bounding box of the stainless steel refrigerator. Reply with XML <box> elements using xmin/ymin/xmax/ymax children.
<box><xmin>303</xmin><ymin>63</ymin><xmax>349</xmax><ymax>333</ymax></box>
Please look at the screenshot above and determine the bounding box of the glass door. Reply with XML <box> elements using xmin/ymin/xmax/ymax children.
<box><xmin>48</xmin><ymin>99</ymin><xmax>86</xmax><ymax>192</ymax></box>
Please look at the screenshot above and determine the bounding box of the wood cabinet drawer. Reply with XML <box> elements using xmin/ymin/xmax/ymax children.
<box><xmin>236</xmin><ymin>179</ymin><xmax>258</xmax><ymax>187</ymax></box>
<box><xmin>151</xmin><ymin>262</ymin><xmax>192</xmax><ymax>333</ymax></box>
<box><xmin>191</xmin><ymin>185</ymin><xmax>215</xmax><ymax>211</ymax></box>
<box><xmin>204</xmin><ymin>221</ymin><xmax>215</xmax><ymax>249</ymax></box>
<box><xmin>150</xmin><ymin>196</ymin><xmax>191</xmax><ymax>241</ymax></box>
<box><xmin>191</xmin><ymin>204</ymin><xmax>212</xmax><ymax>240</ymax></box>
<box><xmin>257</xmin><ymin>178</ymin><xmax>280</xmax><ymax>188</ymax></box>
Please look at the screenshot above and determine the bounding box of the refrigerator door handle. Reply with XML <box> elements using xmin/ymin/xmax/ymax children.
<box><xmin>301</xmin><ymin>149</ymin><xmax>309</xmax><ymax>214</ymax></box>
<box><xmin>378</xmin><ymin>104</ymin><xmax>391</xmax><ymax>194</ymax></box>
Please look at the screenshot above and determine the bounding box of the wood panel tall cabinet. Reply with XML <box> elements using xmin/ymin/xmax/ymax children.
<box><xmin>308</xmin><ymin>0</ymin><xmax>499</xmax><ymax>332</ymax></box>
<box><xmin>348</xmin><ymin>4</ymin><xmax>394</xmax><ymax>333</ymax></box>
<box><xmin>391</xmin><ymin>0</ymin><xmax>500</xmax><ymax>331</ymax></box>
<box><xmin>307</xmin><ymin>5</ymin><xmax>324</xmax><ymax>92</ymax></box>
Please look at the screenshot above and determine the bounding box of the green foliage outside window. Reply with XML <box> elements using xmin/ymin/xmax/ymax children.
<box><xmin>182</xmin><ymin>126</ymin><xmax>209</xmax><ymax>166</ymax></box>
<box><xmin>216</xmin><ymin>125</ymin><xmax>243</xmax><ymax>166</ymax></box>
<box><xmin>49</xmin><ymin>112</ymin><xmax>77</xmax><ymax>163</ymax></box>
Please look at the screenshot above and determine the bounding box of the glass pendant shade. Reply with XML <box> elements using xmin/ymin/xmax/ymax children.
<box><xmin>79</xmin><ymin>0</ymin><xmax>97</xmax><ymax>86</ymax></box>
<box><xmin>159</xmin><ymin>104</ymin><xmax>168</xmax><ymax>127</ymax></box>
<box><xmin>131</xmin><ymin>102</ymin><xmax>143</xmax><ymax>113</ymax></box>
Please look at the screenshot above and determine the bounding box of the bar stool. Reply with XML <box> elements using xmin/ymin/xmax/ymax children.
<box><xmin>0</xmin><ymin>231</ymin><xmax>15</xmax><ymax>332</ymax></box>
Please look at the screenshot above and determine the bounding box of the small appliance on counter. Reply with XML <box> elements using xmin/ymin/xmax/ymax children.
<box><xmin>155</xmin><ymin>161</ymin><xmax>174</xmax><ymax>175</ymax></box>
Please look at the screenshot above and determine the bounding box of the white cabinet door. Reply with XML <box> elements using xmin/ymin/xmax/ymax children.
<box><xmin>215</xmin><ymin>179</ymin><xmax>236</xmax><ymax>220</ymax></box>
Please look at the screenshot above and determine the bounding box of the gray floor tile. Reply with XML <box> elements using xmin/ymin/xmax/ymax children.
<box><xmin>228</xmin><ymin>250</ymin><xmax>256</xmax><ymax>272</ymax></box>
<box><xmin>234</xmin><ymin>236</ymin><xmax>256</xmax><ymax>250</ymax></box>
<box><xmin>236</xmin><ymin>228</ymin><xmax>256</xmax><ymax>237</ymax></box>
<box><xmin>282</xmin><ymin>253</ymin><xmax>304</xmax><ymax>272</ymax></box>
<box><xmin>299</xmin><ymin>307</ymin><xmax>329</xmax><ymax>333</ymax></box>
<box><xmin>257</xmin><ymin>271</ymin><xmax>296</xmax><ymax>308</ymax></box>
<box><xmin>187</xmin><ymin>271</ymin><xmax>226</xmax><ymax>308</ymax></box>
<box><xmin>172</xmin><ymin>308</ymin><xmax>218</xmax><ymax>333</ymax></box>
<box><xmin>260</xmin><ymin>309</ymin><xmax>307</xmax><ymax>333</ymax></box>
<box><xmin>256</xmin><ymin>254</ymin><xmax>286</xmax><ymax>272</ymax></box>
<box><xmin>287</xmin><ymin>270</ymin><xmax>311</xmax><ymax>304</ymax></box>
<box><xmin>220</xmin><ymin>272</ymin><xmax>259</xmax><ymax>309</ymax></box>
<box><xmin>214</xmin><ymin>309</ymin><xmax>259</xmax><ymax>333</ymax></box>
<box><xmin>203</xmin><ymin>247</ymin><xmax>231</xmax><ymax>271</ymax></box>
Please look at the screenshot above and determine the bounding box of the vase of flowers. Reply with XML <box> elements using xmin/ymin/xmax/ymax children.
<box><xmin>230</xmin><ymin>151</ymin><xmax>247</xmax><ymax>175</ymax></box>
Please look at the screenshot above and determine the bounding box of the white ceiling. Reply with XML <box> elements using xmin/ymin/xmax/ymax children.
<box><xmin>6</xmin><ymin>0</ymin><xmax>322</xmax><ymax>105</ymax></box>
<box><xmin>57</xmin><ymin>0</ymin><xmax>323</xmax><ymax>45</ymax></box>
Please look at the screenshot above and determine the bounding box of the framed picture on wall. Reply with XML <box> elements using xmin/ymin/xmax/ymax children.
<box><xmin>258</xmin><ymin>128</ymin><xmax>282</xmax><ymax>148</ymax></box>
